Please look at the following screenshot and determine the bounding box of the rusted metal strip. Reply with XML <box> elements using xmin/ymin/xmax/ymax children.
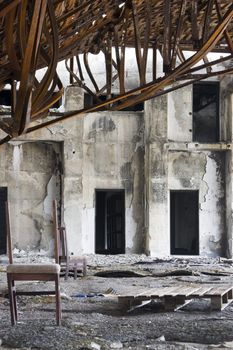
<box><xmin>163</xmin><ymin>0</ymin><xmax>172</xmax><ymax>73</ymax></box>
<box><xmin>84</xmin><ymin>53</ymin><xmax>100</xmax><ymax>93</ymax></box>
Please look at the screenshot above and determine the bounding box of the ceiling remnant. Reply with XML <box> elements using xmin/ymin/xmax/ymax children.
<box><xmin>0</xmin><ymin>0</ymin><xmax>232</xmax><ymax>143</ymax></box>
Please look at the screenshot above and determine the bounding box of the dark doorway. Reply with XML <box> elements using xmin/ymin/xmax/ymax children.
<box><xmin>170</xmin><ymin>190</ymin><xmax>199</xmax><ymax>255</ymax></box>
<box><xmin>95</xmin><ymin>190</ymin><xmax>125</xmax><ymax>254</ymax></box>
<box><xmin>193</xmin><ymin>82</ymin><xmax>219</xmax><ymax>143</ymax></box>
<box><xmin>0</xmin><ymin>188</ymin><xmax>7</xmax><ymax>254</ymax></box>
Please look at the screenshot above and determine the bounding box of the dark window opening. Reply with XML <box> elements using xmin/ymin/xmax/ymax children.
<box><xmin>193</xmin><ymin>82</ymin><xmax>219</xmax><ymax>143</ymax></box>
<box><xmin>0</xmin><ymin>90</ymin><xmax>62</xmax><ymax>109</ymax></box>
<box><xmin>0</xmin><ymin>188</ymin><xmax>7</xmax><ymax>254</ymax></box>
<box><xmin>170</xmin><ymin>190</ymin><xmax>199</xmax><ymax>255</ymax></box>
<box><xmin>84</xmin><ymin>93</ymin><xmax>144</xmax><ymax>112</ymax></box>
<box><xmin>95</xmin><ymin>190</ymin><xmax>125</xmax><ymax>254</ymax></box>
<box><xmin>0</xmin><ymin>90</ymin><xmax>11</xmax><ymax>106</ymax></box>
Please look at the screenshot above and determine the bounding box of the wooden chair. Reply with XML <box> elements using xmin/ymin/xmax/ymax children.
<box><xmin>6</xmin><ymin>200</ymin><xmax>62</xmax><ymax>326</ymax></box>
<box><xmin>59</xmin><ymin>225</ymin><xmax>87</xmax><ymax>280</ymax></box>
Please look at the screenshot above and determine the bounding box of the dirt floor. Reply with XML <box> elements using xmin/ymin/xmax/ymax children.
<box><xmin>0</xmin><ymin>254</ymin><xmax>233</xmax><ymax>350</ymax></box>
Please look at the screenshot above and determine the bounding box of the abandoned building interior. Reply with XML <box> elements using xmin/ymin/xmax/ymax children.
<box><xmin>0</xmin><ymin>1</ymin><xmax>232</xmax><ymax>260</ymax></box>
<box><xmin>0</xmin><ymin>1</ymin><xmax>233</xmax><ymax>347</ymax></box>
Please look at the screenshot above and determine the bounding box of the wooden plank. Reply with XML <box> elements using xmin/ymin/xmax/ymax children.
<box><xmin>136</xmin><ymin>286</ymin><xmax>179</xmax><ymax>298</ymax></box>
<box><xmin>210</xmin><ymin>295</ymin><xmax>222</xmax><ymax>311</ymax></box>
<box><xmin>175</xmin><ymin>286</ymin><xmax>200</xmax><ymax>297</ymax></box>
<box><xmin>204</xmin><ymin>286</ymin><xmax>233</xmax><ymax>297</ymax></box>
<box><xmin>164</xmin><ymin>286</ymin><xmax>191</xmax><ymax>297</ymax></box>
<box><xmin>150</xmin><ymin>286</ymin><xmax>181</xmax><ymax>298</ymax></box>
<box><xmin>189</xmin><ymin>286</ymin><xmax>212</xmax><ymax>297</ymax></box>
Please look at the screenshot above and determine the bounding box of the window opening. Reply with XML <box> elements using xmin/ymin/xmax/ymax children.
<box><xmin>193</xmin><ymin>82</ymin><xmax>219</xmax><ymax>143</ymax></box>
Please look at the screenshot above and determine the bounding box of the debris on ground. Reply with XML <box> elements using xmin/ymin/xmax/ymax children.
<box><xmin>0</xmin><ymin>255</ymin><xmax>233</xmax><ymax>349</ymax></box>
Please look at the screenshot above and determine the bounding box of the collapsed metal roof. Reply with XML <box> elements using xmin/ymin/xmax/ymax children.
<box><xmin>0</xmin><ymin>0</ymin><xmax>232</xmax><ymax>143</ymax></box>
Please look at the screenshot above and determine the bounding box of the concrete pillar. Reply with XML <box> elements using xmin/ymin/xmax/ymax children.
<box><xmin>144</xmin><ymin>96</ymin><xmax>169</xmax><ymax>256</ymax></box>
<box><xmin>63</xmin><ymin>85</ymin><xmax>84</xmax><ymax>254</ymax></box>
<box><xmin>220</xmin><ymin>77</ymin><xmax>233</xmax><ymax>258</ymax></box>
<box><xmin>65</xmin><ymin>85</ymin><xmax>84</xmax><ymax>112</ymax></box>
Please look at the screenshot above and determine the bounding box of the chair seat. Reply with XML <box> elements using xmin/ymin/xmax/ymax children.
<box><xmin>7</xmin><ymin>263</ymin><xmax>60</xmax><ymax>274</ymax></box>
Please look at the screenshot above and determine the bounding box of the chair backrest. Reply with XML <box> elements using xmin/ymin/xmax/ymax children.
<box><xmin>52</xmin><ymin>200</ymin><xmax>60</xmax><ymax>264</ymax></box>
<box><xmin>5</xmin><ymin>201</ymin><xmax>13</xmax><ymax>264</ymax></box>
<box><xmin>59</xmin><ymin>226</ymin><xmax>69</xmax><ymax>261</ymax></box>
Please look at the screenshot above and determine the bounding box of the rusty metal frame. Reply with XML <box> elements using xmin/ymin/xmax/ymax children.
<box><xmin>0</xmin><ymin>1</ymin><xmax>232</xmax><ymax>144</ymax></box>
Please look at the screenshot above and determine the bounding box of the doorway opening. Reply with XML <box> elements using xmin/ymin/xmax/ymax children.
<box><xmin>170</xmin><ymin>190</ymin><xmax>199</xmax><ymax>255</ymax></box>
<box><xmin>95</xmin><ymin>190</ymin><xmax>125</xmax><ymax>254</ymax></box>
<box><xmin>0</xmin><ymin>187</ymin><xmax>7</xmax><ymax>254</ymax></box>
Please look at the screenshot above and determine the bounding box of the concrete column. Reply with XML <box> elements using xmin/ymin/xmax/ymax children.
<box><xmin>221</xmin><ymin>77</ymin><xmax>233</xmax><ymax>258</ymax></box>
<box><xmin>63</xmin><ymin>85</ymin><xmax>84</xmax><ymax>254</ymax></box>
<box><xmin>65</xmin><ymin>85</ymin><xmax>84</xmax><ymax>112</ymax></box>
<box><xmin>144</xmin><ymin>96</ymin><xmax>169</xmax><ymax>256</ymax></box>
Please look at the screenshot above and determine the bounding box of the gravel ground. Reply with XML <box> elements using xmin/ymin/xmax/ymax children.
<box><xmin>0</xmin><ymin>254</ymin><xmax>233</xmax><ymax>349</ymax></box>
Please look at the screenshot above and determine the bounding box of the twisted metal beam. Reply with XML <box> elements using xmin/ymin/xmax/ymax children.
<box><xmin>0</xmin><ymin>1</ymin><xmax>232</xmax><ymax>143</ymax></box>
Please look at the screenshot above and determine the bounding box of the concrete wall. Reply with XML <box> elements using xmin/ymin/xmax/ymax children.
<box><xmin>0</xmin><ymin>75</ymin><xmax>232</xmax><ymax>258</ymax></box>
<box><xmin>81</xmin><ymin>111</ymin><xmax>144</xmax><ymax>253</ymax></box>
<box><xmin>0</xmin><ymin>141</ymin><xmax>62</xmax><ymax>254</ymax></box>
<box><xmin>0</xmin><ymin>86</ymin><xmax>144</xmax><ymax>255</ymax></box>
<box><xmin>145</xmin><ymin>80</ymin><xmax>231</xmax><ymax>258</ymax></box>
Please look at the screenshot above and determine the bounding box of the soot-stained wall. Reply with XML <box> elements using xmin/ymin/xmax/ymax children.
<box><xmin>145</xmin><ymin>80</ymin><xmax>230</xmax><ymax>257</ymax></box>
<box><xmin>0</xmin><ymin>141</ymin><xmax>62</xmax><ymax>254</ymax></box>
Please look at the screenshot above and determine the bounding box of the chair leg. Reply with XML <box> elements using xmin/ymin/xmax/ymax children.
<box><xmin>7</xmin><ymin>274</ymin><xmax>16</xmax><ymax>326</ymax></box>
<box><xmin>74</xmin><ymin>262</ymin><xmax>77</xmax><ymax>280</ymax></box>
<box><xmin>12</xmin><ymin>280</ymin><xmax>18</xmax><ymax>322</ymax></box>
<box><xmin>65</xmin><ymin>257</ymin><xmax>69</xmax><ymax>280</ymax></box>
<box><xmin>55</xmin><ymin>275</ymin><xmax>61</xmax><ymax>326</ymax></box>
<box><xmin>83</xmin><ymin>258</ymin><xmax>87</xmax><ymax>277</ymax></box>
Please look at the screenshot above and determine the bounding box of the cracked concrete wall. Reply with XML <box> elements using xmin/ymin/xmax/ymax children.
<box><xmin>0</xmin><ymin>141</ymin><xmax>62</xmax><ymax>254</ymax></box>
<box><xmin>82</xmin><ymin>111</ymin><xmax>145</xmax><ymax>253</ymax></box>
<box><xmin>1</xmin><ymin>86</ymin><xmax>144</xmax><ymax>255</ymax></box>
<box><xmin>145</xmin><ymin>81</ymin><xmax>229</xmax><ymax>257</ymax></box>
<box><xmin>144</xmin><ymin>95</ymin><xmax>168</xmax><ymax>255</ymax></box>
<box><xmin>1</xmin><ymin>77</ymin><xmax>232</xmax><ymax>258</ymax></box>
<box><xmin>167</xmin><ymin>85</ymin><xmax>193</xmax><ymax>142</ymax></box>
<box><xmin>168</xmin><ymin>151</ymin><xmax>225</xmax><ymax>257</ymax></box>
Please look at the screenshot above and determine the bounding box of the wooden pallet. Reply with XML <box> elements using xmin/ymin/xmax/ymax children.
<box><xmin>118</xmin><ymin>285</ymin><xmax>233</xmax><ymax>312</ymax></box>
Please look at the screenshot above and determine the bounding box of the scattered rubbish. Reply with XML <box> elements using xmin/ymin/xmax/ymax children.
<box><xmin>90</xmin><ymin>342</ymin><xmax>101</xmax><ymax>350</ymax></box>
<box><xmin>104</xmin><ymin>287</ymin><xmax>117</xmax><ymax>295</ymax></box>
<box><xmin>72</xmin><ymin>293</ymin><xmax>104</xmax><ymax>298</ymax></box>
<box><xmin>208</xmin><ymin>341</ymin><xmax>233</xmax><ymax>348</ymax></box>
<box><xmin>152</xmin><ymin>269</ymin><xmax>194</xmax><ymax>277</ymax></box>
<box><xmin>110</xmin><ymin>341</ymin><xmax>123</xmax><ymax>348</ymax></box>
<box><xmin>200</xmin><ymin>271</ymin><xmax>232</xmax><ymax>277</ymax></box>
<box><xmin>219</xmin><ymin>258</ymin><xmax>233</xmax><ymax>265</ymax></box>
<box><xmin>155</xmin><ymin>335</ymin><xmax>166</xmax><ymax>341</ymax></box>
<box><xmin>94</xmin><ymin>270</ymin><xmax>148</xmax><ymax>277</ymax></box>
<box><xmin>61</xmin><ymin>293</ymin><xmax>72</xmax><ymax>300</ymax></box>
<box><xmin>133</xmin><ymin>258</ymin><xmax>172</xmax><ymax>265</ymax></box>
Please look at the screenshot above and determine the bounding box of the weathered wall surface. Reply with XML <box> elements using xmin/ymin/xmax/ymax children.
<box><xmin>168</xmin><ymin>151</ymin><xmax>225</xmax><ymax>257</ymax></box>
<box><xmin>221</xmin><ymin>76</ymin><xmax>233</xmax><ymax>257</ymax></box>
<box><xmin>0</xmin><ymin>141</ymin><xmax>62</xmax><ymax>254</ymax></box>
<box><xmin>167</xmin><ymin>85</ymin><xmax>192</xmax><ymax>142</ymax></box>
<box><xmin>145</xmin><ymin>81</ymin><xmax>230</xmax><ymax>257</ymax></box>
<box><xmin>144</xmin><ymin>95</ymin><xmax>168</xmax><ymax>255</ymax></box>
<box><xmin>0</xmin><ymin>75</ymin><xmax>232</xmax><ymax>258</ymax></box>
<box><xmin>81</xmin><ymin>111</ymin><xmax>144</xmax><ymax>253</ymax></box>
<box><xmin>0</xmin><ymin>86</ymin><xmax>144</xmax><ymax>255</ymax></box>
